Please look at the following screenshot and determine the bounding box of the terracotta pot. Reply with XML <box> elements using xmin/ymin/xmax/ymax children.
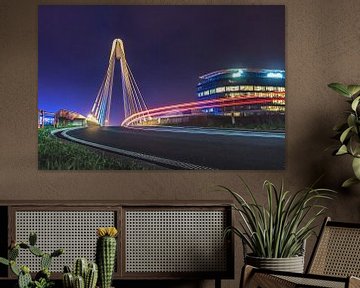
<box><xmin>245</xmin><ymin>254</ymin><xmax>305</xmax><ymax>273</ymax></box>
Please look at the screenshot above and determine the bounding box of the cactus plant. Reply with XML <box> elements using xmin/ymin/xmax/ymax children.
<box><xmin>0</xmin><ymin>232</ymin><xmax>63</xmax><ymax>288</ymax></box>
<box><xmin>63</xmin><ymin>272</ymin><xmax>74</xmax><ymax>288</ymax></box>
<box><xmin>10</xmin><ymin>260</ymin><xmax>21</xmax><ymax>276</ymax></box>
<box><xmin>19</xmin><ymin>268</ymin><xmax>32</xmax><ymax>288</ymax></box>
<box><xmin>41</xmin><ymin>253</ymin><xmax>52</xmax><ymax>270</ymax></box>
<box><xmin>9</xmin><ymin>246</ymin><xmax>19</xmax><ymax>260</ymax></box>
<box><xmin>73</xmin><ymin>275</ymin><xmax>85</xmax><ymax>288</ymax></box>
<box><xmin>64</xmin><ymin>265</ymin><xmax>72</xmax><ymax>273</ymax></box>
<box><xmin>85</xmin><ymin>262</ymin><xmax>98</xmax><ymax>288</ymax></box>
<box><xmin>29</xmin><ymin>232</ymin><xmax>37</xmax><ymax>246</ymax></box>
<box><xmin>29</xmin><ymin>246</ymin><xmax>45</xmax><ymax>257</ymax></box>
<box><xmin>74</xmin><ymin>258</ymin><xmax>87</xmax><ymax>279</ymax></box>
<box><xmin>35</xmin><ymin>268</ymin><xmax>51</xmax><ymax>282</ymax></box>
<box><xmin>51</xmin><ymin>249</ymin><xmax>64</xmax><ymax>257</ymax></box>
<box><xmin>96</xmin><ymin>227</ymin><xmax>118</xmax><ymax>288</ymax></box>
<box><xmin>63</xmin><ymin>259</ymin><xmax>98</xmax><ymax>288</ymax></box>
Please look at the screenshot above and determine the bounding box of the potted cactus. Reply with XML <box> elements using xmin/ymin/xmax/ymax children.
<box><xmin>62</xmin><ymin>258</ymin><xmax>98</xmax><ymax>288</ymax></box>
<box><xmin>96</xmin><ymin>227</ymin><xmax>118</xmax><ymax>288</ymax></box>
<box><xmin>0</xmin><ymin>232</ymin><xmax>63</xmax><ymax>288</ymax></box>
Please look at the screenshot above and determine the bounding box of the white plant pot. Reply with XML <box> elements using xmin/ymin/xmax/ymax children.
<box><xmin>245</xmin><ymin>254</ymin><xmax>305</xmax><ymax>273</ymax></box>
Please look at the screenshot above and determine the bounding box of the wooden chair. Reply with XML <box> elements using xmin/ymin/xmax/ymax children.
<box><xmin>241</xmin><ymin>217</ymin><xmax>360</xmax><ymax>288</ymax></box>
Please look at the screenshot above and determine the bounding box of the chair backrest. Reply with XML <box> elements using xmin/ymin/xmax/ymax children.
<box><xmin>307</xmin><ymin>217</ymin><xmax>360</xmax><ymax>277</ymax></box>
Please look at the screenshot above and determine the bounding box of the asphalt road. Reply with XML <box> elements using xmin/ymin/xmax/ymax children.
<box><xmin>64</xmin><ymin>126</ymin><xmax>285</xmax><ymax>170</ymax></box>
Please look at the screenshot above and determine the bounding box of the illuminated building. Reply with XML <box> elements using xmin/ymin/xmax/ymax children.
<box><xmin>196</xmin><ymin>68</ymin><xmax>285</xmax><ymax>117</ymax></box>
<box><xmin>55</xmin><ymin>109</ymin><xmax>87</xmax><ymax>127</ymax></box>
<box><xmin>38</xmin><ymin>110</ymin><xmax>55</xmax><ymax>127</ymax></box>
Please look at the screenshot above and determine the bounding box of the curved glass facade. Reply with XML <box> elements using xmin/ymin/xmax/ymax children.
<box><xmin>197</xmin><ymin>68</ymin><xmax>285</xmax><ymax>116</ymax></box>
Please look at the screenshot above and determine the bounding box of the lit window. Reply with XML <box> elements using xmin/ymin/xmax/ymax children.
<box><xmin>272</xmin><ymin>99</ymin><xmax>285</xmax><ymax>105</ymax></box>
<box><xmin>240</xmin><ymin>85</ymin><xmax>254</xmax><ymax>91</ymax></box>
<box><xmin>216</xmin><ymin>87</ymin><xmax>225</xmax><ymax>93</ymax></box>
<box><xmin>261</xmin><ymin>106</ymin><xmax>286</xmax><ymax>112</ymax></box>
<box><xmin>226</xmin><ymin>86</ymin><xmax>239</xmax><ymax>92</ymax></box>
<box><xmin>204</xmin><ymin>90</ymin><xmax>210</xmax><ymax>96</ymax></box>
<box><xmin>266</xmin><ymin>86</ymin><xmax>275</xmax><ymax>91</ymax></box>
<box><xmin>210</xmin><ymin>89</ymin><xmax>216</xmax><ymax>94</ymax></box>
<box><xmin>275</xmin><ymin>87</ymin><xmax>286</xmax><ymax>92</ymax></box>
<box><xmin>254</xmin><ymin>86</ymin><xmax>266</xmax><ymax>91</ymax></box>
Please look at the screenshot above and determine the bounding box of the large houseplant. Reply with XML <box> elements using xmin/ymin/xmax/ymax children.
<box><xmin>328</xmin><ymin>83</ymin><xmax>360</xmax><ymax>187</ymax></box>
<box><xmin>222</xmin><ymin>179</ymin><xmax>334</xmax><ymax>272</ymax></box>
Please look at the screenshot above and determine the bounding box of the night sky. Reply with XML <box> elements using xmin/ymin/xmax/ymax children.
<box><xmin>38</xmin><ymin>5</ymin><xmax>284</xmax><ymax>125</ymax></box>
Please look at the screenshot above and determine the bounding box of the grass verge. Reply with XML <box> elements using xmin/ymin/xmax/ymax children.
<box><xmin>38</xmin><ymin>127</ymin><xmax>151</xmax><ymax>170</ymax></box>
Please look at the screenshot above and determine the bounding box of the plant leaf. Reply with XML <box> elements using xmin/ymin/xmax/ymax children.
<box><xmin>336</xmin><ymin>145</ymin><xmax>348</xmax><ymax>155</ymax></box>
<box><xmin>349</xmin><ymin>135</ymin><xmax>360</xmax><ymax>157</ymax></box>
<box><xmin>347</xmin><ymin>85</ymin><xmax>360</xmax><ymax>97</ymax></box>
<box><xmin>352</xmin><ymin>157</ymin><xmax>360</xmax><ymax>179</ymax></box>
<box><xmin>347</xmin><ymin>114</ymin><xmax>356</xmax><ymax>128</ymax></box>
<box><xmin>342</xmin><ymin>177</ymin><xmax>360</xmax><ymax>188</ymax></box>
<box><xmin>10</xmin><ymin>261</ymin><xmax>20</xmax><ymax>276</ymax></box>
<box><xmin>351</xmin><ymin>96</ymin><xmax>360</xmax><ymax>111</ymax></box>
<box><xmin>0</xmin><ymin>257</ymin><xmax>9</xmax><ymax>266</ymax></box>
<box><xmin>328</xmin><ymin>83</ymin><xmax>351</xmax><ymax>97</ymax></box>
<box><xmin>340</xmin><ymin>127</ymin><xmax>353</xmax><ymax>143</ymax></box>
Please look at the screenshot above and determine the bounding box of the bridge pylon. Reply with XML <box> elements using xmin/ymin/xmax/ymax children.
<box><xmin>87</xmin><ymin>39</ymin><xmax>149</xmax><ymax>126</ymax></box>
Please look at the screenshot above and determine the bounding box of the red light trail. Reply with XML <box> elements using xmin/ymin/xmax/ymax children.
<box><xmin>121</xmin><ymin>93</ymin><xmax>285</xmax><ymax>126</ymax></box>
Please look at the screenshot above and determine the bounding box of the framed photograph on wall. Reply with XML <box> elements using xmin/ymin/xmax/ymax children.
<box><xmin>38</xmin><ymin>5</ymin><xmax>285</xmax><ymax>170</ymax></box>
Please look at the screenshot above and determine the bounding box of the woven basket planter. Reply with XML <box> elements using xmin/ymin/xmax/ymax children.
<box><xmin>245</xmin><ymin>254</ymin><xmax>305</xmax><ymax>273</ymax></box>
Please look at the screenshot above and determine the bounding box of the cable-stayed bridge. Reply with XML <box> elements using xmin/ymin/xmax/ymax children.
<box><xmin>86</xmin><ymin>39</ymin><xmax>284</xmax><ymax>128</ymax></box>
<box><xmin>87</xmin><ymin>39</ymin><xmax>149</xmax><ymax>126</ymax></box>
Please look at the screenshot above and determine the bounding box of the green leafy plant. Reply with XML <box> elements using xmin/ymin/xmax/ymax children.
<box><xmin>328</xmin><ymin>83</ymin><xmax>360</xmax><ymax>187</ymax></box>
<box><xmin>0</xmin><ymin>232</ymin><xmax>63</xmax><ymax>288</ymax></box>
<box><xmin>221</xmin><ymin>179</ymin><xmax>335</xmax><ymax>258</ymax></box>
<box><xmin>32</xmin><ymin>278</ymin><xmax>54</xmax><ymax>288</ymax></box>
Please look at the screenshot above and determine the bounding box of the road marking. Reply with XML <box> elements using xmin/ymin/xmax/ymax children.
<box><xmin>50</xmin><ymin>127</ymin><xmax>73</xmax><ymax>136</ymax></box>
<box><xmin>58</xmin><ymin>127</ymin><xmax>213</xmax><ymax>170</ymax></box>
<box><xmin>128</xmin><ymin>126</ymin><xmax>285</xmax><ymax>139</ymax></box>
